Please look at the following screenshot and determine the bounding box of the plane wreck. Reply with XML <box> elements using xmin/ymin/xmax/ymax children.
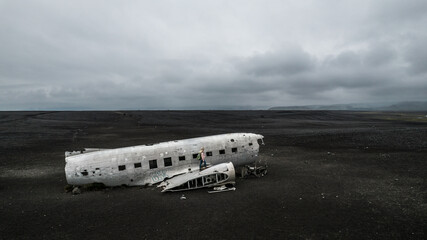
<box><xmin>65</xmin><ymin>133</ymin><xmax>264</xmax><ymax>190</ymax></box>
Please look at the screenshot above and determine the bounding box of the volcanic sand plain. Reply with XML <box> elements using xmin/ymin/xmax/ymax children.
<box><xmin>1</xmin><ymin>111</ymin><xmax>426</xmax><ymax>239</ymax></box>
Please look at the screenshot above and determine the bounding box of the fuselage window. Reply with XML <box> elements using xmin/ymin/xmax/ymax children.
<box><xmin>232</xmin><ymin>147</ymin><xmax>237</xmax><ymax>153</ymax></box>
<box><xmin>134</xmin><ymin>162</ymin><xmax>142</xmax><ymax>168</ymax></box>
<box><xmin>118</xmin><ymin>165</ymin><xmax>126</xmax><ymax>171</ymax></box>
<box><xmin>81</xmin><ymin>170</ymin><xmax>88</xmax><ymax>176</ymax></box>
<box><xmin>193</xmin><ymin>153</ymin><xmax>198</xmax><ymax>159</ymax></box>
<box><xmin>149</xmin><ymin>160</ymin><xmax>158</xmax><ymax>169</ymax></box>
<box><xmin>206</xmin><ymin>151</ymin><xmax>212</xmax><ymax>156</ymax></box>
<box><xmin>179</xmin><ymin>156</ymin><xmax>186</xmax><ymax>161</ymax></box>
<box><xmin>219</xmin><ymin>149</ymin><xmax>225</xmax><ymax>154</ymax></box>
<box><xmin>249</xmin><ymin>142</ymin><xmax>253</xmax><ymax>146</ymax></box>
<box><xmin>217</xmin><ymin>173</ymin><xmax>227</xmax><ymax>181</ymax></box>
<box><xmin>164</xmin><ymin>157</ymin><xmax>172</xmax><ymax>167</ymax></box>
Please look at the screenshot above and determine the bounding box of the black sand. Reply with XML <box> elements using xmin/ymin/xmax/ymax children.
<box><xmin>1</xmin><ymin>111</ymin><xmax>426</xmax><ymax>239</ymax></box>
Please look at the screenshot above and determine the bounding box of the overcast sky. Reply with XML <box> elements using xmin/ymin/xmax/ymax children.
<box><xmin>1</xmin><ymin>0</ymin><xmax>426</xmax><ymax>110</ymax></box>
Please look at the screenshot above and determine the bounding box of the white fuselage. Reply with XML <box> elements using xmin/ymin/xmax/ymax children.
<box><xmin>65</xmin><ymin>133</ymin><xmax>264</xmax><ymax>186</ymax></box>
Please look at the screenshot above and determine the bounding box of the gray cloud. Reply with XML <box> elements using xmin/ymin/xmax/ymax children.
<box><xmin>0</xmin><ymin>0</ymin><xmax>426</xmax><ymax>110</ymax></box>
<box><xmin>404</xmin><ymin>36</ymin><xmax>427</xmax><ymax>75</ymax></box>
<box><xmin>363</xmin><ymin>44</ymin><xmax>396</xmax><ymax>67</ymax></box>
<box><xmin>236</xmin><ymin>47</ymin><xmax>315</xmax><ymax>76</ymax></box>
<box><xmin>326</xmin><ymin>51</ymin><xmax>361</xmax><ymax>68</ymax></box>
<box><xmin>372</xmin><ymin>0</ymin><xmax>427</xmax><ymax>24</ymax></box>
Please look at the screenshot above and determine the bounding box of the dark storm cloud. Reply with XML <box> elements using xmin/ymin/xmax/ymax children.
<box><xmin>237</xmin><ymin>47</ymin><xmax>315</xmax><ymax>77</ymax></box>
<box><xmin>0</xmin><ymin>0</ymin><xmax>426</xmax><ymax>110</ymax></box>
<box><xmin>231</xmin><ymin>41</ymin><xmax>412</xmax><ymax>103</ymax></box>
<box><xmin>404</xmin><ymin>36</ymin><xmax>427</xmax><ymax>75</ymax></box>
<box><xmin>363</xmin><ymin>44</ymin><xmax>396</xmax><ymax>67</ymax></box>
<box><xmin>326</xmin><ymin>51</ymin><xmax>361</xmax><ymax>68</ymax></box>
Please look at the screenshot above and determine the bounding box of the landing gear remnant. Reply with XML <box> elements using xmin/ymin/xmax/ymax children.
<box><xmin>241</xmin><ymin>160</ymin><xmax>268</xmax><ymax>178</ymax></box>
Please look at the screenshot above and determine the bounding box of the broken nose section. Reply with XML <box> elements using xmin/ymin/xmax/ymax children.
<box><xmin>159</xmin><ymin>162</ymin><xmax>236</xmax><ymax>192</ymax></box>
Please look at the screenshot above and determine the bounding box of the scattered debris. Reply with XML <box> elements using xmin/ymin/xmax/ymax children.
<box><xmin>241</xmin><ymin>160</ymin><xmax>268</xmax><ymax>178</ymax></box>
<box><xmin>72</xmin><ymin>187</ymin><xmax>81</xmax><ymax>195</ymax></box>
<box><xmin>208</xmin><ymin>185</ymin><xmax>236</xmax><ymax>193</ymax></box>
<box><xmin>66</xmin><ymin>183</ymin><xmax>107</xmax><ymax>194</ymax></box>
<box><xmin>180</xmin><ymin>194</ymin><xmax>186</xmax><ymax>200</ymax></box>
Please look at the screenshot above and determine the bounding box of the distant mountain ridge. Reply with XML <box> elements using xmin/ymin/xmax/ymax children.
<box><xmin>269</xmin><ymin>101</ymin><xmax>427</xmax><ymax>111</ymax></box>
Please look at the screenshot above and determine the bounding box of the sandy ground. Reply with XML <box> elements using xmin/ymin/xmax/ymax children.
<box><xmin>0</xmin><ymin>110</ymin><xmax>426</xmax><ymax>239</ymax></box>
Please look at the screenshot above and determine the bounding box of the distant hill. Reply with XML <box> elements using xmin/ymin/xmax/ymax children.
<box><xmin>269</xmin><ymin>101</ymin><xmax>427</xmax><ymax>111</ymax></box>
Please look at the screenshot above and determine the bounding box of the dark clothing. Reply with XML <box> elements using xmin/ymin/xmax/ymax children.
<box><xmin>199</xmin><ymin>151</ymin><xmax>206</xmax><ymax>169</ymax></box>
<box><xmin>199</xmin><ymin>159</ymin><xmax>206</xmax><ymax>169</ymax></box>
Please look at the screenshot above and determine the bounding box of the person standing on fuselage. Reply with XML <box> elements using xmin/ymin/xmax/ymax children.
<box><xmin>198</xmin><ymin>147</ymin><xmax>206</xmax><ymax>170</ymax></box>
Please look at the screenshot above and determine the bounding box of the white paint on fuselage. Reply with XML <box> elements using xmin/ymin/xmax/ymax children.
<box><xmin>65</xmin><ymin>133</ymin><xmax>264</xmax><ymax>186</ymax></box>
